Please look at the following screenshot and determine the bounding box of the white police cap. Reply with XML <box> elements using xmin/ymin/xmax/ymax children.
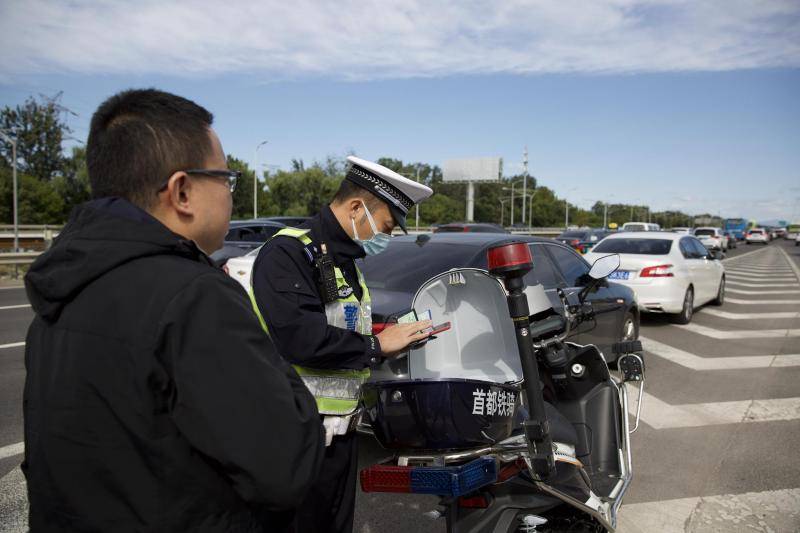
<box><xmin>345</xmin><ymin>156</ymin><xmax>433</xmax><ymax>233</ymax></box>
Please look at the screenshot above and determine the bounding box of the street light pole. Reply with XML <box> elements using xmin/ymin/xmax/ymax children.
<box><xmin>253</xmin><ymin>140</ymin><xmax>268</xmax><ymax>219</ymax></box>
<box><xmin>415</xmin><ymin>165</ymin><xmax>420</xmax><ymax>231</ymax></box>
<box><xmin>522</xmin><ymin>146</ymin><xmax>528</xmax><ymax>225</ymax></box>
<box><xmin>0</xmin><ymin>130</ymin><xmax>18</xmax><ymax>254</ymax></box>
<box><xmin>565</xmin><ymin>199</ymin><xmax>569</xmax><ymax>229</ymax></box>
<box><xmin>603</xmin><ymin>203</ymin><xmax>608</xmax><ymax>229</ymax></box>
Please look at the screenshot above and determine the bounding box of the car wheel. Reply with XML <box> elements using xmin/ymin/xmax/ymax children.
<box><xmin>621</xmin><ymin>311</ymin><xmax>639</xmax><ymax>341</ymax></box>
<box><xmin>671</xmin><ymin>286</ymin><xmax>694</xmax><ymax>324</ymax></box>
<box><xmin>711</xmin><ymin>277</ymin><xmax>725</xmax><ymax>306</ymax></box>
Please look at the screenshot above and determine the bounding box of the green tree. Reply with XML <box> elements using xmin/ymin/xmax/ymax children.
<box><xmin>53</xmin><ymin>146</ymin><xmax>91</xmax><ymax>220</ymax></box>
<box><xmin>19</xmin><ymin>174</ymin><xmax>64</xmax><ymax>224</ymax></box>
<box><xmin>227</xmin><ymin>155</ymin><xmax>256</xmax><ymax>219</ymax></box>
<box><xmin>0</xmin><ymin>94</ymin><xmax>72</xmax><ymax>182</ymax></box>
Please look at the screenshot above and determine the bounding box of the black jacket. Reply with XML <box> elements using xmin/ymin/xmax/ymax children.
<box><xmin>23</xmin><ymin>198</ymin><xmax>325</xmax><ymax>532</ymax></box>
<box><xmin>251</xmin><ymin>206</ymin><xmax>382</xmax><ymax>370</ymax></box>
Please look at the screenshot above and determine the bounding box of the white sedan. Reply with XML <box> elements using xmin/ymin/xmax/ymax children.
<box><xmin>693</xmin><ymin>227</ymin><xmax>728</xmax><ymax>251</ymax></box>
<box><xmin>584</xmin><ymin>232</ymin><xmax>725</xmax><ymax>324</ymax></box>
<box><xmin>746</xmin><ymin>228</ymin><xmax>769</xmax><ymax>245</ymax></box>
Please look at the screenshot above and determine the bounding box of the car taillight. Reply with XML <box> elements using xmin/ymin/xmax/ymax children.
<box><xmin>570</xmin><ymin>239</ymin><xmax>580</xmax><ymax>247</ymax></box>
<box><xmin>641</xmin><ymin>264</ymin><xmax>674</xmax><ymax>277</ymax></box>
<box><xmin>372</xmin><ymin>323</ymin><xmax>390</xmax><ymax>334</ymax></box>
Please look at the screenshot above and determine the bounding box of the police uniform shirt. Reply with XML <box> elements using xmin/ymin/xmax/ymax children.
<box><xmin>252</xmin><ymin>205</ymin><xmax>382</xmax><ymax>370</ymax></box>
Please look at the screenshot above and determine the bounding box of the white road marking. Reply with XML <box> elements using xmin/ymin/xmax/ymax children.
<box><xmin>779</xmin><ymin>246</ymin><xmax>800</xmax><ymax>279</ymax></box>
<box><xmin>0</xmin><ymin>342</ymin><xmax>25</xmax><ymax>350</ymax></box>
<box><xmin>697</xmin><ymin>308</ymin><xmax>800</xmax><ymax>320</ymax></box>
<box><xmin>726</xmin><ymin>281</ymin><xmax>798</xmax><ymax>288</ymax></box>
<box><xmin>726</xmin><ymin>274</ymin><xmax>797</xmax><ymax>281</ymax></box>
<box><xmin>721</xmin><ymin>248</ymin><xmax>772</xmax><ymax>262</ymax></box>
<box><xmin>630</xmin><ymin>391</ymin><xmax>800</xmax><ymax>429</ymax></box>
<box><xmin>676</xmin><ymin>323</ymin><xmax>800</xmax><ymax>339</ymax></box>
<box><xmin>0</xmin><ymin>441</ymin><xmax>23</xmax><ymax>461</ymax></box>
<box><xmin>617</xmin><ymin>488</ymin><xmax>800</xmax><ymax>533</ymax></box>
<box><xmin>726</xmin><ymin>267</ymin><xmax>794</xmax><ymax>273</ymax></box>
<box><xmin>0</xmin><ymin>304</ymin><xmax>31</xmax><ymax>311</ymax></box>
<box><xmin>726</xmin><ymin>298</ymin><xmax>800</xmax><ymax>305</ymax></box>
<box><xmin>640</xmin><ymin>336</ymin><xmax>800</xmax><ymax>369</ymax></box>
<box><xmin>727</xmin><ymin>288</ymin><xmax>800</xmax><ymax>295</ymax></box>
<box><xmin>0</xmin><ymin>286</ymin><xmax>24</xmax><ymax>291</ymax></box>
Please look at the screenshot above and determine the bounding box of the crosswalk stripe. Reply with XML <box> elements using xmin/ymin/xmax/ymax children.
<box><xmin>0</xmin><ymin>342</ymin><xmax>25</xmax><ymax>350</ymax></box>
<box><xmin>726</xmin><ymin>298</ymin><xmax>800</xmax><ymax>305</ymax></box>
<box><xmin>630</xmin><ymin>391</ymin><xmax>800</xmax><ymax>429</ymax></box>
<box><xmin>727</xmin><ymin>288</ymin><xmax>800</xmax><ymax>295</ymax></box>
<box><xmin>641</xmin><ymin>336</ymin><xmax>800</xmax><ymax>369</ymax></box>
<box><xmin>726</xmin><ymin>281</ymin><xmax>798</xmax><ymax>288</ymax></box>
<box><xmin>676</xmin><ymin>323</ymin><xmax>800</xmax><ymax>339</ymax></box>
<box><xmin>617</xmin><ymin>488</ymin><xmax>800</xmax><ymax>533</ymax></box>
<box><xmin>697</xmin><ymin>308</ymin><xmax>800</xmax><ymax>320</ymax></box>
<box><xmin>0</xmin><ymin>441</ymin><xmax>24</xmax><ymax>460</ymax></box>
<box><xmin>727</xmin><ymin>267</ymin><xmax>794</xmax><ymax>273</ymax></box>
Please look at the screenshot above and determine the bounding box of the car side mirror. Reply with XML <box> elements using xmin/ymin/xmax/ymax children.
<box><xmin>579</xmin><ymin>254</ymin><xmax>620</xmax><ymax>302</ymax></box>
<box><xmin>588</xmin><ymin>254</ymin><xmax>620</xmax><ymax>280</ymax></box>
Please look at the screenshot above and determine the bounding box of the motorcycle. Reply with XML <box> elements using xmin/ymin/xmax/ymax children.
<box><xmin>359</xmin><ymin>242</ymin><xmax>645</xmax><ymax>532</ymax></box>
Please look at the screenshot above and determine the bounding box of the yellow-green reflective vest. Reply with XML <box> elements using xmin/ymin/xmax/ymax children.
<box><xmin>249</xmin><ymin>227</ymin><xmax>371</xmax><ymax>415</ymax></box>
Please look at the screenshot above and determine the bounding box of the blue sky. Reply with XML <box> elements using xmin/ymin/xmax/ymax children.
<box><xmin>1</xmin><ymin>1</ymin><xmax>799</xmax><ymax>222</ymax></box>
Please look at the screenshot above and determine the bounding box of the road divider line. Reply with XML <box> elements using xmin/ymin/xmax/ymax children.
<box><xmin>727</xmin><ymin>288</ymin><xmax>800</xmax><ymax>295</ymax></box>
<box><xmin>616</xmin><ymin>488</ymin><xmax>800</xmax><ymax>533</ymax></box>
<box><xmin>726</xmin><ymin>267</ymin><xmax>794</xmax><ymax>273</ymax></box>
<box><xmin>726</xmin><ymin>274</ymin><xmax>797</xmax><ymax>281</ymax></box>
<box><xmin>0</xmin><ymin>441</ymin><xmax>23</xmax><ymax>461</ymax></box>
<box><xmin>0</xmin><ymin>304</ymin><xmax>31</xmax><ymax>311</ymax></box>
<box><xmin>0</xmin><ymin>286</ymin><xmax>25</xmax><ymax>291</ymax></box>
<box><xmin>697</xmin><ymin>308</ymin><xmax>800</xmax><ymax>320</ymax></box>
<box><xmin>676</xmin><ymin>323</ymin><xmax>800</xmax><ymax>339</ymax></box>
<box><xmin>721</xmin><ymin>248</ymin><xmax>772</xmax><ymax>263</ymax></box>
<box><xmin>640</xmin><ymin>336</ymin><xmax>800</xmax><ymax>369</ymax></box>
<box><xmin>0</xmin><ymin>342</ymin><xmax>25</xmax><ymax>350</ymax></box>
<box><xmin>629</xmin><ymin>391</ymin><xmax>800</xmax><ymax>429</ymax></box>
<box><xmin>726</xmin><ymin>298</ymin><xmax>800</xmax><ymax>305</ymax></box>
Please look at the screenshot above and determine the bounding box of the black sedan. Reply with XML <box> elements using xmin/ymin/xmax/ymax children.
<box><xmin>210</xmin><ymin>219</ymin><xmax>286</xmax><ymax>267</ymax></box>
<box><xmin>358</xmin><ymin>233</ymin><xmax>639</xmax><ymax>363</ymax></box>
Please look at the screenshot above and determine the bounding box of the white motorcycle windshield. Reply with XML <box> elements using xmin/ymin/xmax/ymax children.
<box><xmin>409</xmin><ymin>269</ymin><xmax>523</xmax><ymax>383</ymax></box>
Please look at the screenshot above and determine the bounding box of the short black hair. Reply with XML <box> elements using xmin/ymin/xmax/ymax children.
<box><xmin>332</xmin><ymin>179</ymin><xmax>383</xmax><ymax>211</ymax></box>
<box><xmin>87</xmin><ymin>89</ymin><xmax>214</xmax><ymax>209</ymax></box>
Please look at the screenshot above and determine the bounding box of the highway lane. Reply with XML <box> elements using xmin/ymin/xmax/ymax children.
<box><xmin>1</xmin><ymin>240</ymin><xmax>798</xmax><ymax>531</ymax></box>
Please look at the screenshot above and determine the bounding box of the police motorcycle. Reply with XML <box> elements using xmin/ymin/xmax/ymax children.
<box><xmin>359</xmin><ymin>242</ymin><xmax>645</xmax><ymax>532</ymax></box>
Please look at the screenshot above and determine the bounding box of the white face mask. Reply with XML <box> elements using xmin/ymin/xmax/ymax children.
<box><xmin>351</xmin><ymin>201</ymin><xmax>392</xmax><ymax>256</ymax></box>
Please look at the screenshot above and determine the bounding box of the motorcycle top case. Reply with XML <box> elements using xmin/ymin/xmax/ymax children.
<box><xmin>363</xmin><ymin>269</ymin><xmax>535</xmax><ymax>451</ymax></box>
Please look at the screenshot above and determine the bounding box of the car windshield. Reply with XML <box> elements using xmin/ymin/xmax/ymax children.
<box><xmin>359</xmin><ymin>240</ymin><xmax>482</xmax><ymax>292</ymax></box>
<box><xmin>435</xmin><ymin>226</ymin><xmax>467</xmax><ymax>233</ymax></box>
<box><xmin>593</xmin><ymin>238</ymin><xmax>673</xmax><ymax>255</ymax></box>
<box><xmin>558</xmin><ymin>231</ymin><xmax>586</xmax><ymax>239</ymax></box>
<box><xmin>694</xmin><ymin>229</ymin><xmax>716</xmax><ymax>237</ymax></box>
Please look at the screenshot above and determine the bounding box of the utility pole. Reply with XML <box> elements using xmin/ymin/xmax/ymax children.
<box><xmin>511</xmin><ymin>181</ymin><xmax>516</xmax><ymax>225</ymax></box>
<box><xmin>603</xmin><ymin>203</ymin><xmax>608</xmax><ymax>229</ymax></box>
<box><xmin>565</xmin><ymin>199</ymin><xmax>569</xmax><ymax>229</ymax></box>
<box><xmin>0</xmin><ymin>129</ymin><xmax>18</xmax><ymax>255</ymax></box>
<box><xmin>522</xmin><ymin>146</ymin><xmax>528</xmax><ymax>225</ymax></box>
<box><xmin>253</xmin><ymin>140</ymin><xmax>268</xmax><ymax>218</ymax></box>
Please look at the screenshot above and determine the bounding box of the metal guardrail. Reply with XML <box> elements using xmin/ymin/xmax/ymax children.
<box><xmin>0</xmin><ymin>252</ymin><xmax>41</xmax><ymax>265</ymax></box>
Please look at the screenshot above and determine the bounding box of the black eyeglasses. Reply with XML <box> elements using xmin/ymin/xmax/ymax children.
<box><xmin>160</xmin><ymin>169</ymin><xmax>241</xmax><ymax>193</ymax></box>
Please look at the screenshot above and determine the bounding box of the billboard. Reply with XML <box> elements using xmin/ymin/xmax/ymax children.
<box><xmin>443</xmin><ymin>157</ymin><xmax>502</xmax><ymax>182</ymax></box>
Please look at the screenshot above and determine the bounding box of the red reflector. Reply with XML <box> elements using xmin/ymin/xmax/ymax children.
<box><xmin>372</xmin><ymin>322</ymin><xmax>389</xmax><ymax>334</ymax></box>
<box><xmin>458</xmin><ymin>495</ymin><xmax>489</xmax><ymax>508</ymax></box>
<box><xmin>360</xmin><ymin>465</ymin><xmax>412</xmax><ymax>493</ymax></box>
<box><xmin>487</xmin><ymin>242</ymin><xmax>532</xmax><ymax>271</ymax></box>
<box><xmin>640</xmin><ymin>264</ymin><xmax>674</xmax><ymax>277</ymax></box>
<box><xmin>496</xmin><ymin>458</ymin><xmax>526</xmax><ymax>483</ymax></box>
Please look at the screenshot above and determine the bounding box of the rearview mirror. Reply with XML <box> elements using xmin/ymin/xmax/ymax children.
<box><xmin>589</xmin><ymin>254</ymin><xmax>620</xmax><ymax>280</ymax></box>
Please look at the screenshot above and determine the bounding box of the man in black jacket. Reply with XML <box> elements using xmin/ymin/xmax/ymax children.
<box><xmin>23</xmin><ymin>89</ymin><xmax>324</xmax><ymax>532</ymax></box>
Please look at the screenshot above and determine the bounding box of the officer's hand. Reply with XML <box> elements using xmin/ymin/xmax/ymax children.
<box><xmin>376</xmin><ymin>321</ymin><xmax>433</xmax><ymax>356</ymax></box>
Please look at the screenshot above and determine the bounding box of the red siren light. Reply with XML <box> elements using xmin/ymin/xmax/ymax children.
<box><xmin>487</xmin><ymin>242</ymin><xmax>533</xmax><ymax>276</ymax></box>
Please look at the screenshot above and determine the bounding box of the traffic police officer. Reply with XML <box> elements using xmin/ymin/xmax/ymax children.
<box><xmin>250</xmin><ymin>156</ymin><xmax>434</xmax><ymax>533</ymax></box>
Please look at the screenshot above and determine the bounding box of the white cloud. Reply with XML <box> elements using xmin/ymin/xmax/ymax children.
<box><xmin>1</xmin><ymin>0</ymin><xmax>798</xmax><ymax>80</ymax></box>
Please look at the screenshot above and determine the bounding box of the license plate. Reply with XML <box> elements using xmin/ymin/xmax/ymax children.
<box><xmin>608</xmin><ymin>271</ymin><xmax>630</xmax><ymax>280</ymax></box>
